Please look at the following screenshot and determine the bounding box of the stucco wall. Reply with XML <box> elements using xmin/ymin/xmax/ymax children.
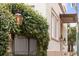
<box><xmin>46</xmin><ymin>4</ymin><xmax>62</xmax><ymax>52</ymax></box>
<box><xmin>47</xmin><ymin>40</ymin><xmax>60</xmax><ymax>51</ymax></box>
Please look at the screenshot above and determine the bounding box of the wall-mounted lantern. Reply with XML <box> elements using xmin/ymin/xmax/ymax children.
<box><xmin>15</xmin><ymin>9</ymin><xmax>23</xmax><ymax>25</ymax></box>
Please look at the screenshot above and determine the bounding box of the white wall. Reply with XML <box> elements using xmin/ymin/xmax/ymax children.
<box><xmin>47</xmin><ymin>40</ymin><xmax>60</xmax><ymax>51</ymax></box>
<box><xmin>28</xmin><ymin>3</ymin><xmax>47</xmax><ymax>18</ymax></box>
<box><xmin>46</xmin><ymin>3</ymin><xmax>62</xmax><ymax>51</ymax></box>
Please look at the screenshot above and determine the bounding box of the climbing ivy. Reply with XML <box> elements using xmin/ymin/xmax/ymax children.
<box><xmin>0</xmin><ymin>9</ymin><xmax>16</xmax><ymax>55</ymax></box>
<box><xmin>0</xmin><ymin>4</ymin><xmax>49</xmax><ymax>56</ymax></box>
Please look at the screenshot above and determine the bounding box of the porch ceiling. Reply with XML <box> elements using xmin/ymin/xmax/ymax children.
<box><xmin>60</xmin><ymin>14</ymin><xmax>77</xmax><ymax>23</ymax></box>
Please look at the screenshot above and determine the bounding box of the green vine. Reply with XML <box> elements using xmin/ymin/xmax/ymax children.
<box><xmin>0</xmin><ymin>9</ymin><xmax>16</xmax><ymax>55</ymax></box>
<box><xmin>0</xmin><ymin>4</ymin><xmax>49</xmax><ymax>56</ymax></box>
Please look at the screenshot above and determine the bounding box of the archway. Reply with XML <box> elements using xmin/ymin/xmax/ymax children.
<box><xmin>9</xmin><ymin>4</ymin><xmax>49</xmax><ymax>56</ymax></box>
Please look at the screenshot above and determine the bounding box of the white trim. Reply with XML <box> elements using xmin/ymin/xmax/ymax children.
<box><xmin>51</xmin><ymin>8</ymin><xmax>61</xmax><ymax>21</ymax></box>
<box><xmin>15</xmin><ymin>13</ymin><xmax>21</xmax><ymax>16</ymax></box>
<box><xmin>51</xmin><ymin>11</ymin><xmax>59</xmax><ymax>41</ymax></box>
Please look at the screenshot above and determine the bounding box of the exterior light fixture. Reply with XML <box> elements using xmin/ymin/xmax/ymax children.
<box><xmin>15</xmin><ymin>9</ymin><xmax>23</xmax><ymax>25</ymax></box>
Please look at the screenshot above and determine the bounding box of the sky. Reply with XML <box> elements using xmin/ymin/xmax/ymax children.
<box><xmin>65</xmin><ymin>3</ymin><xmax>79</xmax><ymax>15</ymax></box>
<box><xmin>65</xmin><ymin>3</ymin><xmax>78</xmax><ymax>27</ymax></box>
<box><xmin>65</xmin><ymin>3</ymin><xmax>76</xmax><ymax>14</ymax></box>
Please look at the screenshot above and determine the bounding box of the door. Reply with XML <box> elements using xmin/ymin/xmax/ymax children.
<box><xmin>13</xmin><ymin>35</ymin><xmax>37</xmax><ymax>56</ymax></box>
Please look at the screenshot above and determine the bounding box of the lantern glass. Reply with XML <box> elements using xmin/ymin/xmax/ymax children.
<box><xmin>16</xmin><ymin>13</ymin><xmax>23</xmax><ymax>25</ymax></box>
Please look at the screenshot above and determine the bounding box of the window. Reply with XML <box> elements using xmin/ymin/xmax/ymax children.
<box><xmin>51</xmin><ymin>14</ymin><xmax>57</xmax><ymax>39</ymax></box>
<box><xmin>51</xmin><ymin>13</ymin><xmax>59</xmax><ymax>40</ymax></box>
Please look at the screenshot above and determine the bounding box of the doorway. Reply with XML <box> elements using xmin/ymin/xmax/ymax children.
<box><xmin>12</xmin><ymin>35</ymin><xmax>37</xmax><ymax>56</ymax></box>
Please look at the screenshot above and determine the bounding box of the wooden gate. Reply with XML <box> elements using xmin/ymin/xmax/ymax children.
<box><xmin>13</xmin><ymin>35</ymin><xmax>37</xmax><ymax>56</ymax></box>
